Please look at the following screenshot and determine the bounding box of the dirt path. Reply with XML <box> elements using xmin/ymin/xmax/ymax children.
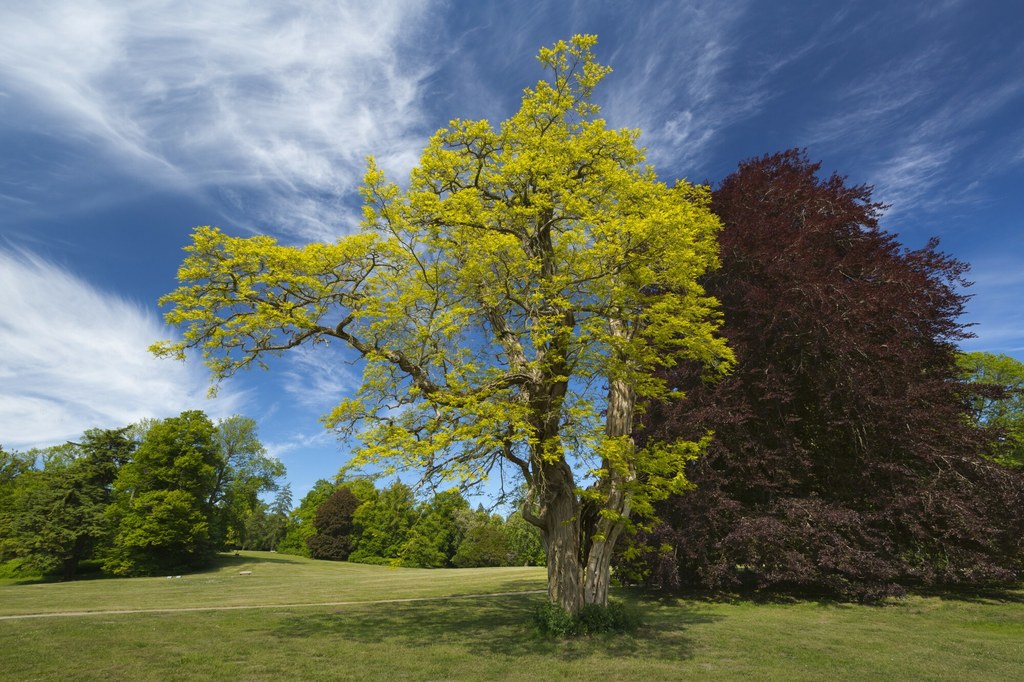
<box><xmin>0</xmin><ymin>589</ymin><xmax>547</xmax><ymax>621</ymax></box>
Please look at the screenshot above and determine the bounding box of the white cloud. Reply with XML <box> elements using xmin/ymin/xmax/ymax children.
<box><xmin>0</xmin><ymin>248</ymin><xmax>245</xmax><ymax>450</ymax></box>
<box><xmin>600</xmin><ymin>1</ymin><xmax>762</xmax><ymax>172</ymax></box>
<box><xmin>0</xmin><ymin>0</ymin><xmax>439</xmax><ymax>240</ymax></box>
<box><xmin>264</xmin><ymin>429</ymin><xmax>335</xmax><ymax>466</ymax></box>
<box><xmin>960</xmin><ymin>258</ymin><xmax>1024</xmax><ymax>359</ymax></box>
<box><xmin>279</xmin><ymin>344</ymin><xmax>362</xmax><ymax>411</ymax></box>
<box><xmin>804</xmin><ymin>31</ymin><xmax>1024</xmax><ymax>218</ymax></box>
<box><xmin>869</xmin><ymin>143</ymin><xmax>954</xmax><ymax>215</ymax></box>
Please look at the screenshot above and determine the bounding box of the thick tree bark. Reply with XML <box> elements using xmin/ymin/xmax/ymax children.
<box><xmin>538</xmin><ymin>464</ymin><xmax>584</xmax><ymax>614</ymax></box>
<box><xmin>583</xmin><ymin>376</ymin><xmax>636</xmax><ymax>607</ymax></box>
<box><xmin>583</xmin><ymin>489</ymin><xmax>629</xmax><ymax>607</ymax></box>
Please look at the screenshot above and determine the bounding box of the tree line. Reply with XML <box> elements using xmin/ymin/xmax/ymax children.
<box><xmin>248</xmin><ymin>479</ymin><xmax>545</xmax><ymax>569</ymax></box>
<box><xmin>0</xmin><ymin>411</ymin><xmax>282</xmax><ymax>579</ymax></box>
<box><xmin>1</xmin><ymin>412</ymin><xmax>547</xmax><ymax>579</ymax></box>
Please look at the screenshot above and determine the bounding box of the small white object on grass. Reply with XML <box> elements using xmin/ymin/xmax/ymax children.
<box><xmin>239</xmin><ymin>570</ymin><xmax>253</xmax><ymax>576</ymax></box>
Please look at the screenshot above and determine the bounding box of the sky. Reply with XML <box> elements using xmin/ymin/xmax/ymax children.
<box><xmin>2</xmin><ymin>0</ymin><xmax>1022</xmax><ymax>503</ymax></box>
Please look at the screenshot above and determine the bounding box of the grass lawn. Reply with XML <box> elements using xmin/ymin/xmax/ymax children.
<box><xmin>1</xmin><ymin>551</ymin><xmax>1022</xmax><ymax>681</ymax></box>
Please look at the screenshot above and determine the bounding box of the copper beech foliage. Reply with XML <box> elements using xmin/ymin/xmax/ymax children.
<box><xmin>306</xmin><ymin>487</ymin><xmax>360</xmax><ymax>561</ymax></box>
<box><xmin>626</xmin><ymin>150</ymin><xmax>1024</xmax><ymax>600</ymax></box>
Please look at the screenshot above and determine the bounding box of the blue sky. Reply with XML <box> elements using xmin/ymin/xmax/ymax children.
<box><xmin>2</xmin><ymin>1</ymin><xmax>1022</xmax><ymax>502</ymax></box>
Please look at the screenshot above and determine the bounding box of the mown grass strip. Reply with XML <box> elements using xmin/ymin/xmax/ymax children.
<box><xmin>0</xmin><ymin>588</ymin><xmax>547</xmax><ymax>620</ymax></box>
<box><xmin>0</xmin><ymin>551</ymin><xmax>547</xmax><ymax>616</ymax></box>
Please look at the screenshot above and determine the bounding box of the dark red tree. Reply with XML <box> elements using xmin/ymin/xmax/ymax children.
<box><xmin>628</xmin><ymin>150</ymin><xmax>1024</xmax><ymax>600</ymax></box>
<box><xmin>306</xmin><ymin>487</ymin><xmax>360</xmax><ymax>561</ymax></box>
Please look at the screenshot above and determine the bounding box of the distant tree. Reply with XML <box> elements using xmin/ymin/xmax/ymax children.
<box><xmin>152</xmin><ymin>35</ymin><xmax>731</xmax><ymax>613</ymax></box>
<box><xmin>8</xmin><ymin>428</ymin><xmax>132</xmax><ymax>579</ymax></box>
<box><xmin>272</xmin><ymin>482</ymin><xmax>294</xmax><ymax>517</ymax></box>
<box><xmin>503</xmin><ymin>511</ymin><xmax>546</xmax><ymax>566</ymax></box>
<box><xmin>104</xmin><ymin>411</ymin><xmax>223</xmax><ymax>575</ymax></box>
<box><xmin>276</xmin><ymin>479</ymin><xmax>338</xmax><ymax>557</ymax></box>
<box><xmin>259</xmin><ymin>483</ymin><xmax>293</xmax><ymax>550</ymax></box>
<box><xmin>0</xmin><ymin>445</ymin><xmax>35</xmax><ymax>486</ymax></box>
<box><xmin>452</xmin><ymin>508</ymin><xmax>510</xmax><ymax>568</ymax></box>
<box><xmin>125</xmin><ymin>417</ymin><xmax>161</xmax><ymax>447</ymax></box>
<box><xmin>959</xmin><ymin>351</ymin><xmax>1024</xmax><ymax>468</ymax></box>
<box><xmin>238</xmin><ymin>488</ymin><xmax>296</xmax><ymax>551</ymax></box>
<box><xmin>630</xmin><ymin>150</ymin><xmax>1024</xmax><ymax>599</ymax></box>
<box><xmin>208</xmin><ymin>415</ymin><xmax>284</xmax><ymax>548</ymax></box>
<box><xmin>400</xmin><ymin>489</ymin><xmax>471</xmax><ymax>568</ymax></box>
<box><xmin>0</xmin><ymin>446</ymin><xmax>37</xmax><ymax>561</ymax></box>
<box><xmin>349</xmin><ymin>481</ymin><xmax>416</xmax><ymax>564</ymax></box>
<box><xmin>240</xmin><ymin>500</ymin><xmax>272</xmax><ymax>550</ymax></box>
<box><xmin>307</xmin><ymin>487</ymin><xmax>360</xmax><ymax>560</ymax></box>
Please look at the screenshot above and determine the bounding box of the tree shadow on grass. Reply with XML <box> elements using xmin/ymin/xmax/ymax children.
<box><xmin>910</xmin><ymin>584</ymin><xmax>1024</xmax><ymax>605</ymax></box>
<box><xmin>268</xmin><ymin>593</ymin><xmax>720</xmax><ymax>663</ymax></box>
<box><xmin>199</xmin><ymin>553</ymin><xmax>308</xmax><ymax>572</ymax></box>
<box><xmin>623</xmin><ymin>582</ymin><xmax>1024</xmax><ymax>608</ymax></box>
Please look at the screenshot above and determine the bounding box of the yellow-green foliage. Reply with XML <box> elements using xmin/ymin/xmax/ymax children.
<box><xmin>154</xmin><ymin>35</ymin><xmax>731</xmax><ymax>523</ymax></box>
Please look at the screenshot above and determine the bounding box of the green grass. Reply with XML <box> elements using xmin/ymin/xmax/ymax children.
<box><xmin>0</xmin><ymin>551</ymin><xmax>545</xmax><ymax>616</ymax></box>
<box><xmin>1</xmin><ymin>551</ymin><xmax>1022</xmax><ymax>681</ymax></box>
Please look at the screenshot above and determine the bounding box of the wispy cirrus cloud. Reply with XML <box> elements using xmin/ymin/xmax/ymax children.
<box><xmin>279</xmin><ymin>344</ymin><xmax>362</xmax><ymax>412</ymax></box>
<box><xmin>598</xmin><ymin>0</ymin><xmax>762</xmax><ymax>173</ymax></box>
<box><xmin>0</xmin><ymin>0</ymin><xmax>440</xmax><ymax>240</ymax></box>
<box><xmin>961</xmin><ymin>257</ymin><xmax>1024</xmax><ymax>356</ymax></box>
<box><xmin>0</xmin><ymin>248</ymin><xmax>245</xmax><ymax>450</ymax></box>
<box><xmin>803</xmin><ymin>10</ymin><xmax>1024</xmax><ymax>219</ymax></box>
<box><xmin>263</xmin><ymin>428</ymin><xmax>340</xmax><ymax>497</ymax></box>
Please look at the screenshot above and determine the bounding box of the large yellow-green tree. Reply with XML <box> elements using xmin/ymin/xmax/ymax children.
<box><xmin>153</xmin><ymin>35</ymin><xmax>730</xmax><ymax>612</ymax></box>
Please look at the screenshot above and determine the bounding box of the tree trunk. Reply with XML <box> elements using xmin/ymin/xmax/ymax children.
<box><xmin>583</xmin><ymin>375</ymin><xmax>636</xmax><ymax>607</ymax></box>
<box><xmin>536</xmin><ymin>461</ymin><xmax>584</xmax><ymax>614</ymax></box>
<box><xmin>583</xmin><ymin>490</ymin><xmax>629</xmax><ymax>606</ymax></box>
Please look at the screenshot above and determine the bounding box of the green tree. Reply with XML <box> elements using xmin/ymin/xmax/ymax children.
<box><xmin>272</xmin><ymin>482</ymin><xmax>294</xmax><ymax>516</ymax></box>
<box><xmin>0</xmin><ymin>446</ymin><xmax>37</xmax><ymax>562</ymax></box>
<box><xmin>209</xmin><ymin>415</ymin><xmax>284</xmax><ymax>548</ymax></box>
<box><xmin>503</xmin><ymin>511</ymin><xmax>545</xmax><ymax>566</ymax></box>
<box><xmin>0</xmin><ymin>445</ymin><xmax>35</xmax><ymax>486</ymax></box>
<box><xmin>349</xmin><ymin>481</ymin><xmax>416</xmax><ymax>564</ymax></box>
<box><xmin>4</xmin><ymin>430</ymin><xmax>131</xmax><ymax>579</ymax></box>
<box><xmin>258</xmin><ymin>483</ymin><xmax>293</xmax><ymax>550</ymax></box>
<box><xmin>400</xmin><ymin>488</ymin><xmax>470</xmax><ymax>567</ymax></box>
<box><xmin>276</xmin><ymin>479</ymin><xmax>337</xmax><ymax>556</ymax></box>
<box><xmin>104</xmin><ymin>411</ymin><xmax>223</xmax><ymax>575</ymax></box>
<box><xmin>240</xmin><ymin>499</ymin><xmax>272</xmax><ymax>550</ymax></box>
<box><xmin>960</xmin><ymin>351</ymin><xmax>1024</xmax><ymax>467</ymax></box>
<box><xmin>452</xmin><ymin>508</ymin><xmax>510</xmax><ymax>568</ymax></box>
<box><xmin>153</xmin><ymin>35</ymin><xmax>730</xmax><ymax>612</ymax></box>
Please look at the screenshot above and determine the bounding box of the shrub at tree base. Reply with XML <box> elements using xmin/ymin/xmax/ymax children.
<box><xmin>533</xmin><ymin>600</ymin><xmax>642</xmax><ymax>637</ymax></box>
<box><xmin>623</xmin><ymin>150</ymin><xmax>1024</xmax><ymax>601</ymax></box>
